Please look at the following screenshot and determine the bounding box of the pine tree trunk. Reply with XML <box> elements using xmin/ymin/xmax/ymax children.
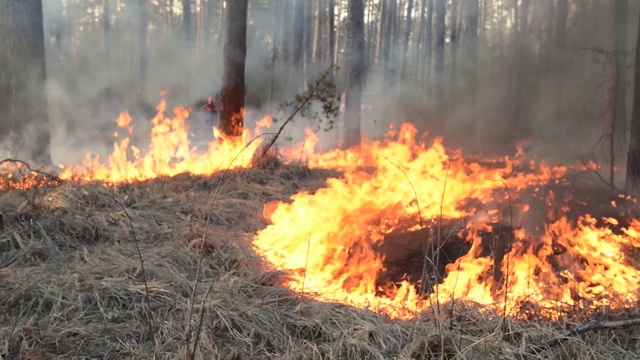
<box><xmin>421</xmin><ymin>0</ymin><xmax>434</xmax><ymax>88</ymax></box>
<box><xmin>375</xmin><ymin>0</ymin><xmax>387</xmax><ymax>66</ymax></box>
<box><xmin>400</xmin><ymin>0</ymin><xmax>414</xmax><ymax>81</ymax></box>
<box><xmin>220</xmin><ymin>0</ymin><xmax>248</xmax><ymax>139</ymax></box>
<box><xmin>345</xmin><ymin>0</ymin><xmax>365</xmax><ymax>149</ymax></box>
<box><xmin>0</xmin><ymin>0</ymin><xmax>51</xmax><ymax>164</ymax></box>
<box><xmin>466</xmin><ymin>0</ymin><xmax>479</xmax><ymax>140</ymax></box>
<box><xmin>303</xmin><ymin>0</ymin><xmax>314</xmax><ymax>87</ymax></box>
<box><xmin>449</xmin><ymin>0</ymin><xmax>459</xmax><ymax>91</ymax></box>
<box><xmin>512</xmin><ymin>0</ymin><xmax>529</xmax><ymax>131</ymax></box>
<box><xmin>183</xmin><ymin>0</ymin><xmax>193</xmax><ymax>45</ymax></box>
<box><xmin>624</xmin><ymin>5</ymin><xmax>640</xmax><ymax>195</ymax></box>
<box><xmin>615</xmin><ymin>0</ymin><xmax>629</xmax><ymax>159</ymax></box>
<box><xmin>335</xmin><ymin>0</ymin><xmax>342</xmax><ymax>70</ymax></box>
<box><xmin>329</xmin><ymin>0</ymin><xmax>336</xmax><ymax>73</ymax></box>
<box><xmin>435</xmin><ymin>0</ymin><xmax>447</xmax><ymax>80</ymax></box>
<box><xmin>293</xmin><ymin>0</ymin><xmax>305</xmax><ymax>90</ymax></box>
<box><xmin>103</xmin><ymin>0</ymin><xmax>112</xmax><ymax>68</ymax></box>
<box><xmin>138</xmin><ymin>0</ymin><xmax>148</xmax><ymax>95</ymax></box>
<box><xmin>382</xmin><ymin>0</ymin><xmax>396</xmax><ymax>86</ymax></box>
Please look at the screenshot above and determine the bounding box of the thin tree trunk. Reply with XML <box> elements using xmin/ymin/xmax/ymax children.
<box><xmin>421</xmin><ymin>0</ymin><xmax>434</xmax><ymax>88</ymax></box>
<box><xmin>605</xmin><ymin>0</ymin><xmax>619</xmax><ymax>188</ymax></box>
<box><xmin>449</xmin><ymin>0</ymin><xmax>459</xmax><ymax>91</ymax></box>
<box><xmin>220</xmin><ymin>0</ymin><xmax>248</xmax><ymax>138</ymax></box>
<box><xmin>103</xmin><ymin>0</ymin><xmax>112</xmax><ymax>68</ymax></box>
<box><xmin>270</xmin><ymin>1</ymin><xmax>280</xmax><ymax>102</ymax></box>
<box><xmin>615</xmin><ymin>0</ymin><xmax>629</xmax><ymax>160</ymax></box>
<box><xmin>293</xmin><ymin>0</ymin><xmax>305</xmax><ymax>90</ymax></box>
<box><xmin>183</xmin><ymin>0</ymin><xmax>193</xmax><ymax>45</ymax></box>
<box><xmin>400</xmin><ymin>0</ymin><xmax>414</xmax><ymax>81</ymax></box>
<box><xmin>138</xmin><ymin>0</ymin><xmax>148</xmax><ymax>95</ymax></box>
<box><xmin>382</xmin><ymin>0</ymin><xmax>396</xmax><ymax>86</ymax></box>
<box><xmin>434</xmin><ymin>0</ymin><xmax>445</xmax><ymax>97</ymax></box>
<box><xmin>624</xmin><ymin>4</ymin><xmax>640</xmax><ymax>194</ymax></box>
<box><xmin>467</xmin><ymin>0</ymin><xmax>479</xmax><ymax>141</ymax></box>
<box><xmin>329</xmin><ymin>0</ymin><xmax>336</xmax><ymax>73</ymax></box>
<box><xmin>375</xmin><ymin>0</ymin><xmax>386</xmax><ymax>65</ymax></box>
<box><xmin>345</xmin><ymin>0</ymin><xmax>365</xmax><ymax>149</ymax></box>
<box><xmin>303</xmin><ymin>0</ymin><xmax>314</xmax><ymax>87</ymax></box>
<box><xmin>415</xmin><ymin>0</ymin><xmax>426</xmax><ymax>76</ymax></box>
<box><xmin>335</xmin><ymin>0</ymin><xmax>342</xmax><ymax>71</ymax></box>
<box><xmin>512</xmin><ymin>0</ymin><xmax>529</xmax><ymax>131</ymax></box>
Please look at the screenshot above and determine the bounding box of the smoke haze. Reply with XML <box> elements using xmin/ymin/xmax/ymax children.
<box><xmin>1</xmin><ymin>0</ymin><xmax>635</xmax><ymax>184</ymax></box>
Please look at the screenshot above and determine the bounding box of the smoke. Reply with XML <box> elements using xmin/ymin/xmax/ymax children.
<box><xmin>2</xmin><ymin>0</ymin><xmax>634</xmax><ymax>172</ymax></box>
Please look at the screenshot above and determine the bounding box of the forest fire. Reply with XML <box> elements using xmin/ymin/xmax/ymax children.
<box><xmin>1</xmin><ymin>100</ymin><xmax>639</xmax><ymax>322</ymax></box>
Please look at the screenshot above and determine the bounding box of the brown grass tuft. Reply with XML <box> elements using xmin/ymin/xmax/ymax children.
<box><xmin>0</xmin><ymin>165</ymin><xmax>638</xmax><ymax>359</ymax></box>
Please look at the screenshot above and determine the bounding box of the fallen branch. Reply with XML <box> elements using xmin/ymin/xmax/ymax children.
<box><xmin>0</xmin><ymin>158</ymin><xmax>61</xmax><ymax>184</ymax></box>
<box><xmin>503</xmin><ymin>318</ymin><xmax>640</xmax><ymax>359</ymax></box>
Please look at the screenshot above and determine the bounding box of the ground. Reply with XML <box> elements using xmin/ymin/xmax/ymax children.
<box><xmin>0</xmin><ymin>163</ymin><xmax>639</xmax><ymax>359</ymax></box>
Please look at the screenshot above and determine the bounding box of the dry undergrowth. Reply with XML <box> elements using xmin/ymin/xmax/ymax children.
<box><xmin>0</xmin><ymin>164</ymin><xmax>638</xmax><ymax>359</ymax></box>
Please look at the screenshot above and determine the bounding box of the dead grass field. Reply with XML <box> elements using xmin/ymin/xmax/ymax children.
<box><xmin>0</xmin><ymin>163</ymin><xmax>639</xmax><ymax>359</ymax></box>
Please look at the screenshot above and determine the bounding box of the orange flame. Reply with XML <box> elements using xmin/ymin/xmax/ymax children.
<box><xmin>1</xmin><ymin>98</ymin><xmax>638</xmax><ymax>321</ymax></box>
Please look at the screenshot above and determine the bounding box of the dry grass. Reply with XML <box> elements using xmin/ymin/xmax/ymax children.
<box><xmin>0</xmin><ymin>163</ymin><xmax>638</xmax><ymax>359</ymax></box>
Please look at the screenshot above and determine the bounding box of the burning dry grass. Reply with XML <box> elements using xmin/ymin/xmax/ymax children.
<box><xmin>0</xmin><ymin>164</ymin><xmax>638</xmax><ymax>359</ymax></box>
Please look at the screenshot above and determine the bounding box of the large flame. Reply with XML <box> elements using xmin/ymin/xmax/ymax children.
<box><xmin>1</xmin><ymin>99</ymin><xmax>639</xmax><ymax>320</ymax></box>
<box><xmin>57</xmin><ymin>99</ymin><xmax>272</xmax><ymax>184</ymax></box>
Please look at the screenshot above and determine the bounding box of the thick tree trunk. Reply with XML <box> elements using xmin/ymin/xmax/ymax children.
<box><xmin>624</xmin><ymin>6</ymin><xmax>640</xmax><ymax>195</ymax></box>
<box><xmin>344</xmin><ymin>0</ymin><xmax>365</xmax><ymax>149</ymax></box>
<box><xmin>220</xmin><ymin>0</ymin><xmax>248</xmax><ymax>139</ymax></box>
<box><xmin>0</xmin><ymin>0</ymin><xmax>51</xmax><ymax>164</ymax></box>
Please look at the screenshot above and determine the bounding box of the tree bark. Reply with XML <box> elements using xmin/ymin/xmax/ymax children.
<box><xmin>293</xmin><ymin>0</ymin><xmax>305</xmax><ymax>89</ymax></box>
<box><xmin>329</xmin><ymin>0</ymin><xmax>336</xmax><ymax>74</ymax></box>
<box><xmin>103</xmin><ymin>0</ymin><xmax>112</xmax><ymax>68</ymax></box>
<box><xmin>434</xmin><ymin>0</ymin><xmax>445</xmax><ymax>80</ymax></box>
<box><xmin>466</xmin><ymin>0</ymin><xmax>479</xmax><ymax>126</ymax></box>
<box><xmin>624</xmin><ymin>5</ymin><xmax>640</xmax><ymax>194</ymax></box>
<box><xmin>183</xmin><ymin>0</ymin><xmax>193</xmax><ymax>45</ymax></box>
<box><xmin>615</xmin><ymin>0</ymin><xmax>629</xmax><ymax>159</ymax></box>
<box><xmin>400</xmin><ymin>0</ymin><xmax>414</xmax><ymax>81</ymax></box>
<box><xmin>220</xmin><ymin>0</ymin><xmax>248</xmax><ymax>139</ymax></box>
<box><xmin>0</xmin><ymin>0</ymin><xmax>51</xmax><ymax>164</ymax></box>
<box><xmin>344</xmin><ymin>0</ymin><xmax>365</xmax><ymax>149</ymax></box>
<box><xmin>382</xmin><ymin>0</ymin><xmax>397</xmax><ymax>86</ymax></box>
<box><xmin>138</xmin><ymin>0</ymin><xmax>148</xmax><ymax>95</ymax></box>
